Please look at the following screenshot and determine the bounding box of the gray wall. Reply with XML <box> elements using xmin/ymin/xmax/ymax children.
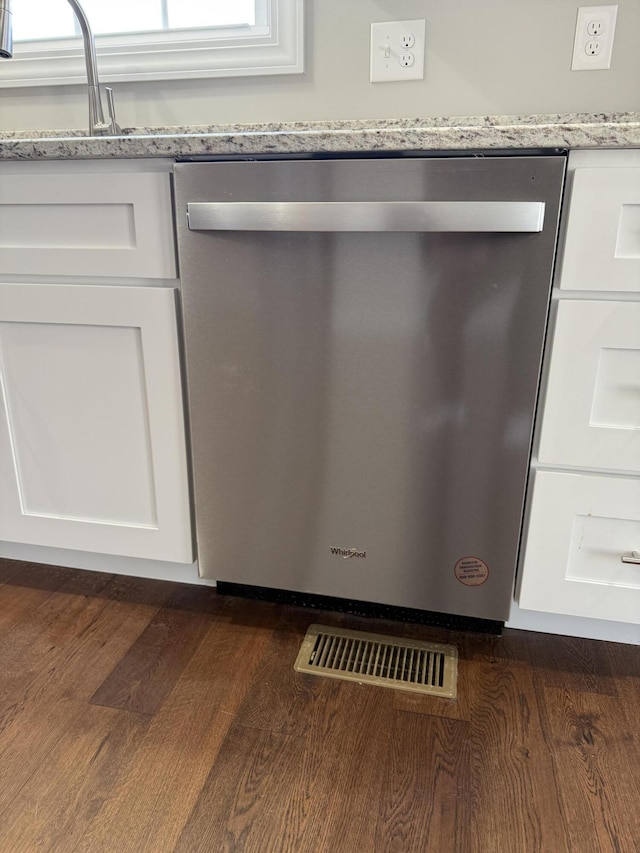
<box><xmin>1</xmin><ymin>0</ymin><xmax>639</xmax><ymax>131</ymax></box>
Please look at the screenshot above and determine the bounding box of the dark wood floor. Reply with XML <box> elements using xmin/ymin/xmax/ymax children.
<box><xmin>0</xmin><ymin>559</ymin><xmax>638</xmax><ymax>853</ymax></box>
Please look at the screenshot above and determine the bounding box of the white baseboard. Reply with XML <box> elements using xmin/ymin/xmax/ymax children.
<box><xmin>507</xmin><ymin>600</ymin><xmax>640</xmax><ymax>645</ymax></box>
<box><xmin>0</xmin><ymin>541</ymin><xmax>215</xmax><ymax>586</ymax></box>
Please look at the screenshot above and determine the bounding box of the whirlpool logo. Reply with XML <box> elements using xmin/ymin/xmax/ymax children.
<box><xmin>330</xmin><ymin>547</ymin><xmax>367</xmax><ymax>559</ymax></box>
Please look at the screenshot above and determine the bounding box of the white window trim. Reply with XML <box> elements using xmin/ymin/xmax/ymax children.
<box><xmin>0</xmin><ymin>0</ymin><xmax>303</xmax><ymax>88</ymax></box>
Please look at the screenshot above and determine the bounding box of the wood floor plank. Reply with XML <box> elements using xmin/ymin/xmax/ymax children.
<box><xmin>536</xmin><ymin>686</ymin><xmax>640</xmax><ymax>853</ymax></box>
<box><xmin>392</xmin><ymin>687</ymin><xmax>466</xmax><ymax>719</ymax></box>
<box><xmin>89</xmin><ymin>584</ymin><xmax>225</xmax><ymax>716</ymax></box>
<box><xmin>0</xmin><ymin>559</ymin><xmax>74</xmax><ymax>590</ymax></box>
<box><xmin>284</xmin><ymin>683</ymin><xmax>396</xmax><ymax>853</ymax></box>
<box><xmin>466</xmin><ymin>635</ymin><xmax>571</xmax><ymax>853</ymax></box>
<box><xmin>0</xmin><ymin>569</ymin><xmax>116</xmax><ymax>738</ymax></box>
<box><xmin>91</xmin><ymin>572</ymin><xmax>180</xmax><ymax>609</ymax></box>
<box><xmin>0</xmin><ymin>704</ymin><xmax>149</xmax><ymax>853</ymax></box>
<box><xmin>175</xmin><ymin>724</ymin><xmax>304</xmax><ymax>853</ymax></box>
<box><xmin>176</xmin><ymin>679</ymin><xmax>396</xmax><ymax>853</ymax></box>
<box><xmin>604</xmin><ymin>640</ymin><xmax>640</xmax><ymax>740</ymax></box>
<box><xmin>0</xmin><ymin>574</ymin><xmax>172</xmax><ymax>818</ymax></box>
<box><xmin>286</xmin><ymin>677</ymin><xmax>396</xmax><ymax>853</ymax></box>
<box><xmin>231</xmin><ymin>625</ymin><xmax>330</xmax><ymax>737</ymax></box>
<box><xmin>516</xmin><ymin>631</ymin><xmax>620</xmax><ymax>696</ymax></box>
<box><xmin>375</xmin><ymin>712</ymin><xmax>470</xmax><ymax>853</ymax></box>
<box><xmin>73</xmin><ymin>613</ymin><xmax>274</xmax><ymax>853</ymax></box>
<box><xmin>0</xmin><ymin>561</ymin><xmax>78</xmax><ymax>637</ymax></box>
<box><xmin>0</xmin><ymin>558</ymin><xmax>26</xmax><ymax>585</ymax></box>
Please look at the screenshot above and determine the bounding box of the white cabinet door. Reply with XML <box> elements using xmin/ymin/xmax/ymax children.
<box><xmin>538</xmin><ymin>300</ymin><xmax>640</xmax><ymax>473</ymax></box>
<box><xmin>518</xmin><ymin>470</ymin><xmax>640</xmax><ymax>623</ymax></box>
<box><xmin>0</xmin><ymin>283</ymin><xmax>192</xmax><ymax>562</ymax></box>
<box><xmin>559</xmin><ymin>167</ymin><xmax>640</xmax><ymax>293</ymax></box>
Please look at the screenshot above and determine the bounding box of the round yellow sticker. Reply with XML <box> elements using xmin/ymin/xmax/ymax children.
<box><xmin>454</xmin><ymin>556</ymin><xmax>489</xmax><ymax>586</ymax></box>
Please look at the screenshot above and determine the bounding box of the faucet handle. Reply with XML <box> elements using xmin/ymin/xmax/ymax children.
<box><xmin>105</xmin><ymin>87</ymin><xmax>121</xmax><ymax>135</ymax></box>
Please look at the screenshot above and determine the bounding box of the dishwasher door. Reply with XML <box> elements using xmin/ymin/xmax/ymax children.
<box><xmin>174</xmin><ymin>156</ymin><xmax>565</xmax><ymax>622</ymax></box>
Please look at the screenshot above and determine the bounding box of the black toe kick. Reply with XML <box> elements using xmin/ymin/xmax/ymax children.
<box><xmin>216</xmin><ymin>582</ymin><xmax>503</xmax><ymax>635</ymax></box>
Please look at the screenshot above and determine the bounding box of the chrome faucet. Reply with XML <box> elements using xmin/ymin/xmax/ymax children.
<box><xmin>0</xmin><ymin>0</ymin><xmax>120</xmax><ymax>136</ymax></box>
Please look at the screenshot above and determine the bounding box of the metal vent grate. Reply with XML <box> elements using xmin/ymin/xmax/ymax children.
<box><xmin>294</xmin><ymin>624</ymin><xmax>457</xmax><ymax>698</ymax></box>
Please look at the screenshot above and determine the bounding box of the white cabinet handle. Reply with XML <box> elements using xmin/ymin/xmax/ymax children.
<box><xmin>621</xmin><ymin>550</ymin><xmax>640</xmax><ymax>564</ymax></box>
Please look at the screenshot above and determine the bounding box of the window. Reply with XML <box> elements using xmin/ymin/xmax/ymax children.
<box><xmin>12</xmin><ymin>1</ymin><xmax>258</xmax><ymax>41</ymax></box>
<box><xmin>0</xmin><ymin>0</ymin><xmax>303</xmax><ymax>87</ymax></box>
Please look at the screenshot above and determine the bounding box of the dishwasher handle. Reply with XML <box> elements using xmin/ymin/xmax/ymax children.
<box><xmin>186</xmin><ymin>200</ymin><xmax>546</xmax><ymax>233</ymax></box>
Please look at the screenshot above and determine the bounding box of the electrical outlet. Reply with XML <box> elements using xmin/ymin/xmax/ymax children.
<box><xmin>370</xmin><ymin>19</ymin><xmax>425</xmax><ymax>82</ymax></box>
<box><xmin>572</xmin><ymin>5</ymin><xmax>618</xmax><ymax>71</ymax></box>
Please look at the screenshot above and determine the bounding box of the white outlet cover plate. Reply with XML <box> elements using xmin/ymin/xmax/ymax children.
<box><xmin>571</xmin><ymin>5</ymin><xmax>618</xmax><ymax>71</ymax></box>
<box><xmin>370</xmin><ymin>19</ymin><xmax>426</xmax><ymax>83</ymax></box>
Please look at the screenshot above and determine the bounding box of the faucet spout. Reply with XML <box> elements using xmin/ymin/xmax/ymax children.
<box><xmin>66</xmin><ymin>0</ymin><xmax>119</xmax><ymax>136</ymax></box>
<box><xmin>0</xmin><ymin>0</ymin><xmax>120</xmax><ymax>136</ymax></box>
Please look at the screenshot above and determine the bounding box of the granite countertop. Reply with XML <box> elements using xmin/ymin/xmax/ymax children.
<box><xmin>0</xmin><ymin>112</ymin><xmax>638</xmax><ymax>160</ymax></box>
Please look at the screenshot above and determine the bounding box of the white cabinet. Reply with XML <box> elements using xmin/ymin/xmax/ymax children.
<box><xmin>0</xmin><ymin>283</ymin><xmax>192</xmax><ymax>563</ymax></box>
<box><xmin>519</xmin><ymin>471</ymin><xmax>640</xmax><ymax>622</ymax></box>
<box><xmin>0</xmin><ymin>159</ymin><xmax>176</xmax><ymax>279</ymax></box>
<box><xmin>538</xmin><ymin>300</ymin><xmax>640</xmax><ymax>473</ymax></box>
<box><xmin>518</xmin><ymin>150</ymin><xmax>640</xmax><ymax>626</ymax></box>
<box><xmin>0</xmin><ymin>159</ymin><xmax>193</xmax><ymax>568</ymax></box>
<box><xmin>559</xmin><ymin>165</ymin><xmax>640</xmax><ymax>293</ymax></box>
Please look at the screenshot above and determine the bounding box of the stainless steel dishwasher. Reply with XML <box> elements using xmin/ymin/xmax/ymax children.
<box><xmin>174</xmin><ymin>156</ymin><xmax>565</xmax><ymax>624</ymax></box>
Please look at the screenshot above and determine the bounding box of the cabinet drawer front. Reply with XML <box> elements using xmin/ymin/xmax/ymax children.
<box><xmin>538</xmin><ymin>300</ymin><xmax>640</xmax><ymax>473</ymax></box>
<box><xmin>559</xmin><ymin>167</ymin><xmax>640</xmax><ymax>292</ymax></box>
<box><xmin>519</xmin><ymin>471</ymin><xmax>640</xmax><ymax>623</ymax></box>
<box><xmin>0</xmin><ymin>168</ymin><xmax>176</xmax><ymax>279</ymax></box>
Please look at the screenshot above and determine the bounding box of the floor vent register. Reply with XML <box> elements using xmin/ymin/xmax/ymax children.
<box><xmin>294</xmin><ymin>624</ymin><xmax>458</xmax><ymax>698</ymax></box>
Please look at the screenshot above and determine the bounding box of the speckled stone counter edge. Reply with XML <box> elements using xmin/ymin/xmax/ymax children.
<box><xmin>0</xmin><ymin>112</ymin><xmax>638</xmax><ymax>160</ymax></box>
